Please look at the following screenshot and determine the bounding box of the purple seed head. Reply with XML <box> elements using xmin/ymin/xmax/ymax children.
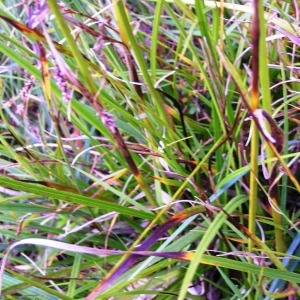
<box><xmin>101</xmin><ymin>111</ymin><xmax>117</xmax><ymax>133</ymax></box>
<box><xmin>53</xmin><ymin>66</ymin><xmax>71</xmax><ymax>103</ymax></box>
<box><xmin>28</xmin><ymin>0</ymin><xmax>49</xmax><ymax>29</ymax></box>
<box><xmin>20</xmin><ymin>75</ymin><xmax>35</xmax><ymax>102</ymax></box>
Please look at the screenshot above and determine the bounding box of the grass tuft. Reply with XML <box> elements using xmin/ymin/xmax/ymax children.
<box><xmin>0</xmin><ymin>1</ymin><xmax>299</xmax><ymax>299</ymax></box>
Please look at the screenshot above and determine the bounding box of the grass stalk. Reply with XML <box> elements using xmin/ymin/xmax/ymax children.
<box><xmin>248</xmin><ymin>1</ymin><xmax>260</xmax><ymax>297</ymax></box>
<box><xmin>257</xmin><ymin>0</ymin><xmax>285</xmax><ymax>253</ymax></box>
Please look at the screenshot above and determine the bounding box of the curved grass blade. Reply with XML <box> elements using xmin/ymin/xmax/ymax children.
<box><xmin>0</xmin><ymin>176</ymin><xmax>154</xmax><ymax>220</ymax></box>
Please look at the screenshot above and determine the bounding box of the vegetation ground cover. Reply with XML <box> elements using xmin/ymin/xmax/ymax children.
<box><xmin>0</xmin><ymin>0</ymin><xmax>299</xmax><ymax>299</ymax></box>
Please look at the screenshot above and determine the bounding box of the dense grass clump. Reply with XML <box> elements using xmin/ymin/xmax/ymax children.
<box><xmin>0</xmin><ymin>1</ymin><xmax>299</xmax><ymax>299</ymax></box>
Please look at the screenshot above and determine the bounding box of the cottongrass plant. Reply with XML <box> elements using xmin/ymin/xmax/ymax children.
<box><xmin>0</xmin><ymin>0</ymin><xmax>299</xmax><ymax>299</ymax></box>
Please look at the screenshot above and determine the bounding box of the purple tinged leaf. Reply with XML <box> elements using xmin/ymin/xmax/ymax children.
<box><xmin>86</xmin><ymin>209</ymin><xmax>199</xmax><ymax>298</ymax></box>
<box><xmin>273</xmin><ymin>26</ymin><xmax>300</xmax><ymax>46</ymax></box>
